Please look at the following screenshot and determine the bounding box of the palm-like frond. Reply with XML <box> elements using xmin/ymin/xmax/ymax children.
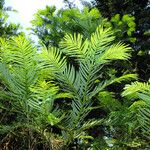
<box><xmin>59</xmin><ymin>26</ymin><xmax>134</xmax><ymax>101</ymax></box>
<box><xmin>111</xmin><ymin>74</ymin><xmax>137</xmax><ymax>83</ymax></box>
<box><xmin>39</xmin><ymin>25</ymin><xmax>136</xmax><ymax>146</ymax></box>
<box><xmin>0</xmin><ymin>36</ymin><xmax>62</xmax><ymax>129</ymax></box>
<box><xmin>78</xmin><ymin>59</ymin><xmax>100</xmax><ymax>99</ymax></box>
<box><xmin>39</xmin><ymin>46</ymin><xmax>66</xmax><ymax>73</ymax></box>
<box><xmin>79</xmin><ymin>119</ymin><xmax>104</xmax><ymax>132</ymax></box>
<box><xmin>138</xmin><ymin>93</ymin><xmax>150</xmax><ymax>105</ymax></box>
<box><xmin>0</xmin><ymin>36</ymin><xmax>38</xmax><ymax>113</ymax></box>
<box><xmin>60</xmin><ymin>33</ymin><xmax>88</xmax><ymax>58</ymax></box>
<box><xmin>57</xmin><ymin>64</ymin><xmax>78</xmax><ymax>94</ymax></box>
<box><xmin>1</xmin><ymin>36</ymin><xmax>36</xmax><ymax>67</ymax></box>
<box><xmin>41</xmin><ymin>26</ymin><xmax>135</xmax><ymax>116</ymax></box>
<box><xmin>90</xmin><ymin>74</ymin><xmax>137</xmax><ymax>99</ymax></box>
<box><xmin>99</xmin><ymin>43</ymin><xmax>132</xmax><ymax>63</ymax></box>
<box><xmin>122</xmin><ymin>81</ymin><xmax>150</xmax><ymax>97</ymax></box>
<box><xmin>138</xmin><ymin>107</ymin><xmax>150</xmax><ymax>139</ymax></box>
<box><xmin>123</xmin><ymin>81</ymin><xmax>150</xmax><ymax>139</ymax></box>
<box><xmin>90</xmin><ymin>26</ymin><xmax>115</xmax><ymax>53</ymax></box>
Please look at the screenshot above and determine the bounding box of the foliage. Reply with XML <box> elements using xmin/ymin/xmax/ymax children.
<box><xmin>91</xmin><ymin>0</ymin><xmax>150</xmax><ymax>80</ymax></box>
<box><xmin>31</xmin><ymin>6</ymin><xmax>137</xmax><ymax>49</ymax></box>
<box><xmin>0</xmin><ymin>1</ymin><xmax>149</xmax><ymax>149</ymax></box>
<box><xmin>105</xmin><ymin>14</ymin><xmax>136</xmax><ymax>43</ymax></box>
<box><xmin>31</xmin><ymin>6</ymin><xmax>106</xmax><ymax>47</ymax></box>
<box><xmin>90</xmin><ymin>74</ymin><xmax>150</xmax><ymax>148</ymax></box>
<box><xmin>0</xmin><ymin>0</ymin><xmax>21</xmax><ymax>38</ymax></box>
<box><xmin>0</xmin><ymin>36</ymin><xmax>63</xmax><ymax>149</ymax></box>
<box><xmin>38</xmin><ymin>25</ymin><xmax>137</xmax><ymax>148</ymax></box>
<box><xmin>123</xmin><ymin>81</ymin><xmax>150</xmax><ymax>139</ymax></box>
<box><xmin>0</xmin><ymin>26</ymin><xmax>137</xmax><ymax>149</ymax></box>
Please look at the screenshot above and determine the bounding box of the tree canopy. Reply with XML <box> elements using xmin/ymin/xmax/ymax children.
<box><xmin>0</xmin><ymin>0</ymin><xmax>20</xmax><ymax>38</ymax></box>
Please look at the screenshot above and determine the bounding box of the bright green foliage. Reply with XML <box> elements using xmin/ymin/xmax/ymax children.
<box><xmin>123</xmin><ymin>81</ymin><xmax>150</xmax><ymax>140</ymax></box>
<box><xmin>31</xmin><ymin>6</ymin><xmax>137</xmax><ymax>48</ymax></box>
<box><xmin>96</xmin><ymin>89</ymin><xmax>140</xmax><ymax>148</ymax></box>
<box><xmin>94</xmin><ymin>78</ymin><xmax>150</xmax><ymax>149</ymax></box>
<box><xmin>107</xmin><ymin>14</ymin><xmax>136</xmax><ymax>43</ymax></box>
<box><xmin>31</xmin><ymin>6</ymin><xmax>106</xmax><ymax>47</ymax></box>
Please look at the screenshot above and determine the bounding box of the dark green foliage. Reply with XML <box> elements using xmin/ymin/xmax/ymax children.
<box><xmin>91</xmin><ymin>0</ymin><xmax>149</xmax><ymax>18</ymax></box>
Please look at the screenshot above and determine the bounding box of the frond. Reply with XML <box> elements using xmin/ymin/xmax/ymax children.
<box><xmin>89</xmin><ymin>74</ymin><xmax>137</xmax><ymax>99</ymax></box>
<box><xmin>60</xmin><ymin>99</ymin><xmax>90</xmax><ymax>130</ymax></box>
<box><xmin>138</xmin><ymin>93</ymin><xmax>150</xmax><ymax>105</ymax></box>
<box><xmin>28</xmin><ymin>80</ymin><xmax>63</xmax><ymax>126</ymax></box>
<box><xmin>78</xmin><ymin>59</ymin><xmax>100</xmax><ymax>99</ymax></box>
<box><xmin>123</xmin><ymin>81</ymin><xmax>150</xmax><ymax>139</ymax></box>
<box><xmin>0</xmin><ymin>36</ymin><xmax>37</xmax><ymax>81</ymax></box>
<box><xmin>39</xmin><ymin>46</ymin><xmax>80</xmax><ymax>99</ymax></box>
<box><xmin>99</xmin><ymin>42</ymin><xmax>132</xmax><ymax>63</ymax></box>
<box><xmin>90</xmin><ymin>26</ymin><xmax>115</xmax><ymax>52</ymax></box>
<box><xmin>39</xmin><ymin>46</ymin><xmax>66</xmax><ymax>73</ymax></box>
<box><xmin>129</xmin><ymin>100</ymin><xmax>147</xmax><ymax>110</ymax></box>
<box><xmin>111</xmin><ymin>74</ymin><xmax>137</xmax><ymax>83</ymax></box>
<box><xmin>56</xmin><ymin>92</ymin><xmax>73</xmax><ymax>99</ymax></box>
<box><xmin>4</xmin><ymin>36</ymin><xmax>36</xmax><ymax>67</ymax></box>
<box><xmin>29</xmin><ymin>80</ymin><xmax>59</xmax><ymax>111</ymax></box>
<box><xmin>0</xmin><ymin>36</ymin><xmax>39</xmax><ymax>114</ymax></box>
<box><xmin>79</xmin><ymin>119</ymin><xmax>104</xmax><ymax>131</ymax></box>
<box><xmin>138</xmin><ymin>107</ymin><xmax>150</xmax><ymax>139</ymax></box>
<box><xmin>60</xmin><ymin>33</ymin><xmax>88</xmax><ymax>58</ymax></box>
<box><xmin>57</xmin><ymin>64</ymin><xmax>79</xmax><ymax>97</ymax></box>
<box><xmin>122</xmin><ymin>81</ymin><xmax>150</xmax><ymax>97</ymax></box>
<box><xmin>0</xmin><ymin>63</ymin><xmax>16</xmax><ymax>93</ymax></box>
<box><xmin>0</xmin><ymin>38</ymin><xmax>10</xmax><ymax>62</ymax></box>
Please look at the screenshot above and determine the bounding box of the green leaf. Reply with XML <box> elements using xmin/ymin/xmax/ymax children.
<box><xmin>47</xmin><ymin>113</ymin><xmax>60</xmax><ymax>126</ymax></box>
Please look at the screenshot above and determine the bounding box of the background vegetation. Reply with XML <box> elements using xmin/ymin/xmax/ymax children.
<box><xmin>0</xmin><ymin>0</ymin><xmax>150</xmax><ymax>149</ymax></box>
